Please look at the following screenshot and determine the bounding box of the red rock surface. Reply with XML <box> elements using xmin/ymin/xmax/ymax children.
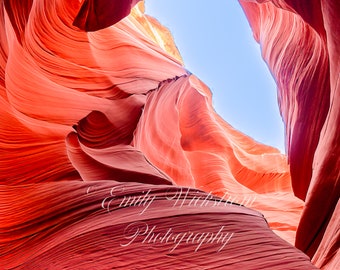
<box><xmin>239</xmin><ymin>1</ymin><xmax>339</xmax><ymax>268</ymax></box>
<box><xmin>0</xmin><ymin>0</ymin><xmax>338</xmax><ymax>269</ymax></box>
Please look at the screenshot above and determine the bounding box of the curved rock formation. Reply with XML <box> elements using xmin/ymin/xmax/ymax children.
<box><xmin>0</xmin><ymin>0</ymin><xmax>338</xmax><ymax>269</ymax></box>
<box><xmin>0</xmin><ymin>182</ymin><xmax>318</xmax><ymax>269</ymax></box>
<box><xmin>239</xmin><ymin>1</ymin><xmax>339</xmax><ymax>268</ymax></box>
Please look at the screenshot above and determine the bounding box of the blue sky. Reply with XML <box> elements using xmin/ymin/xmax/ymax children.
<box><xmin>145</xmin><ymin>0</ymin><xmax>285</xmax><ymax>153</ymax></box>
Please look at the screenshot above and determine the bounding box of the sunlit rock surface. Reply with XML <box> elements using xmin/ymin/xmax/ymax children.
<box><xmin>0</xmin><ymin>0</ymin><xmax>338</xmax><ymax>269</ymax></box>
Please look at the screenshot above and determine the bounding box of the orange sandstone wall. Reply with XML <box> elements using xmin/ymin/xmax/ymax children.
<box><xmin>239</xmin><ymin>1</ymin><xmax>339</xmax><ymax>268</ymax></box>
